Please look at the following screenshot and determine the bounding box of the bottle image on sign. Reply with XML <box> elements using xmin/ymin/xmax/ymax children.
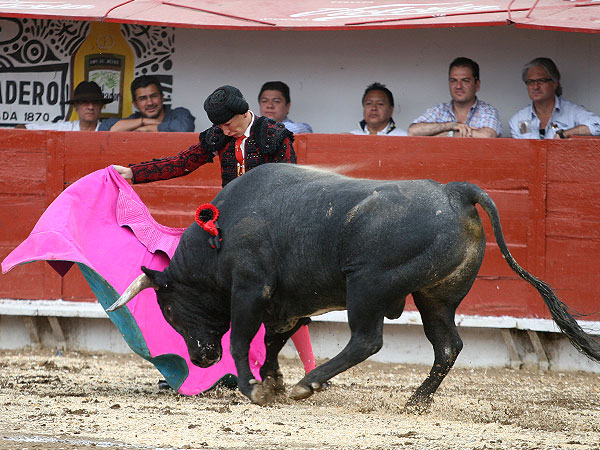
<box><xmin>70</xmin><ymin>22</ymin><xmax>134</xmax><ymax>120</ymax></box>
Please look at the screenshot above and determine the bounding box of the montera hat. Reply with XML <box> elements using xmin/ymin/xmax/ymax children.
<box><xmin>203</xmin><ymin>85</ymin><xmax>249</xmax><ymax>125</ymax></box>
<box><xmin>66</xmin><ymin>81</ymin><xmax>113</xmax><ymax>105</ymax></box>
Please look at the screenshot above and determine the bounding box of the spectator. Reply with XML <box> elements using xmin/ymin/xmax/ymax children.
<box><xmin>19</xmin><ymin>81</ymin><xmax>111</xmax><ymax>131</ymax></box>
<box><xmin>408</xmin><ymin>57</ymin><xmax>501</xmax><ymax>138</ymax></box>
<box><xmin>258</xmin><ymin>81</ymin><xmax>313</xmax><ymax>134</ymax></box>
<box><xmin>509</xmin><ymin>57</ymin><xmax>600</xmax><ymax>139</ymax></box>
<box><xmin>99</xmin><ymin>75</ymin><xmax>195</xmax><ymax>132</ymax></box>
<box><xmin>350</xmin><ymin>82</ymin><xmax>407</xmax><ymax>136</ymax></box>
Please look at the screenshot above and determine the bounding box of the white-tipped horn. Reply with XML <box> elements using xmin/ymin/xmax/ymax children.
<box><xmin>106</xmin><ymin>273</ymin><xmax>156</xmax><ymax>312</ymax></box>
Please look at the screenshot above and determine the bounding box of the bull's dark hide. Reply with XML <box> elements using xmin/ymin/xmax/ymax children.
<box><xmin>110</xmin><ymin>163</ymin><xmax>600</xmax><ymax>410</ymax></box>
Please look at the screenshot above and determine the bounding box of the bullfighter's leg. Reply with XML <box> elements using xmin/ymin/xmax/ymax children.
<box><xmin>290</xmin><ymin>278</ymin><xmax>386</xmax><ymax>400</ymax></box>
<box><xmin>290</xmin><ymin>323</ymin><xmax>317</xmax><ymax>373</ymax></box>
<box><xmin>405</xmin><ymin>291</ymin><xmax>464</xmax><ymax>413</ymax></box>
<box><xmin>260</xmin><ymin>318</ymin><xmax>310</xmax><ymax>394</ymax></box>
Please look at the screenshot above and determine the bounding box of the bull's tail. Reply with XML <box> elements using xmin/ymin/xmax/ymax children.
<box><xmin>452</xmin><ymin>181</ymin><xmax>600</xmax><ymax>364</ymax></box>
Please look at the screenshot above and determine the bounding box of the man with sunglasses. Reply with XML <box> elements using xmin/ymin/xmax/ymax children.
<box><xmin>100</xmin><ymin>75</ymin><xmax>195</xmax><ymax>132</ymax></box>
<box><xmin>509</xmin><ymin>57</ymin><xmax>600</xmax><ymax>139</ymax></box>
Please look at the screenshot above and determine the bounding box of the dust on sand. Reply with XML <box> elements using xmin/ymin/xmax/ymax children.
<box><xmin>0</xmin><ymin>349</ymin><xmax>598</xmax><ymax>450</ymax></box>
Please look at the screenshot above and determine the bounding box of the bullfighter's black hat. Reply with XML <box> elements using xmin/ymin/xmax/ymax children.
<box><xmin>203</xmin><ymin>85</ymin><xmax>249</xmax><ymax>125</ymax></box>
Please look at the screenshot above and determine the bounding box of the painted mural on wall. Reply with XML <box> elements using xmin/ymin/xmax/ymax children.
<box><xmin>0</xmin><ymin>18</ymin><xmax>175</xmax><ymax>126</ymax></box>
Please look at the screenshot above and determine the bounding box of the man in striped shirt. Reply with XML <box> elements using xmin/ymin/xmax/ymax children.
<box><xmin>408</xmin><ymin>57</ymin><xmax>502</xmax><ymax>138</ymax></box>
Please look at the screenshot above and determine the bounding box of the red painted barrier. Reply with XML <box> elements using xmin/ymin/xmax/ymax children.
<box><xmin>1</xmin><ymin>129</ymin><xmax>598</xmax><ymax>321</ymax></box>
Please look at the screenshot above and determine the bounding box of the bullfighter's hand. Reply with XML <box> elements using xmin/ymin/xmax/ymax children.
<box><xmin>113</xmin><ymin>165</ymin><xmax>133</xmax><ymax>179</ymax></box>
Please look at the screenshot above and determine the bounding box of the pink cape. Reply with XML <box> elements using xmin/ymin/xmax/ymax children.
<box><xmin>2</xmin><ymin>166</ymin><xmax>265</xmax><ymax>395</ymax></box>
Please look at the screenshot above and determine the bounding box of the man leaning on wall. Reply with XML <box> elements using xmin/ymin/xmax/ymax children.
<box><xmin>408</xmin><ymin>57</ymin><xmax>501</xmax><ymax>138</ymax></box>
<box><xmin>509</xmin><ymin>57</ymin><xmax>600</xmax><ymax>139</ymax></box>
<box><xmin>16</xmin><ymin>81</ymin><xmax>111</xmax><ymax>131</ymax></box>
<box><xmin>99</xmin><ymin>75</ymin><xmax>195</xmax><ymax>132</ymax></box>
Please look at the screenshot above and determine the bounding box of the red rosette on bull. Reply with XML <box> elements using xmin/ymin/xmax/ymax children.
<box><xmin>195</xmin><ymin>203</ymin><xmax>222</xmax><ymax>249</ymax></box>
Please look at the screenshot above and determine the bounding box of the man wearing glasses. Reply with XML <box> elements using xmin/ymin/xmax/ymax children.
<box><xmin>100</xmin><ymin>75</ymin><xmax>195</xmax><ymax>132</ymax></box>
<box><xmin>509</xmin><ymin>57</ymin><xmax>600</xmax><ymax>139</ymax></box>
<box><xmin>408</xmin><ymin>57</ymin><xmax>501</xmax><ymax>138</ymax></box>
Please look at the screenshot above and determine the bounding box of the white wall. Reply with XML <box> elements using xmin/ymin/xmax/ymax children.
<box><xmin>171</xmin><ymin>26</ymin><xmax>600</xmax><ymax>136</ymax></box>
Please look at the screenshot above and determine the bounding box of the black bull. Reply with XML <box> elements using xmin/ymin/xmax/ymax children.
<box><xmin>108</xmin><ymin>163</ymin><xmax>600</xmax><ymax>410</ymax></box>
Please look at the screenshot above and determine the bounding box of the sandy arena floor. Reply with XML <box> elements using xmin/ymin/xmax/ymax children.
<box><xmin>0</xmin><ymin>349</ymin><xmax>598</xmax><ymax>450</ymax></box>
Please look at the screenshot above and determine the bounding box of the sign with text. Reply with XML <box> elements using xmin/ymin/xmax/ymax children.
<box><xmin>0</xmin><ymin>64</ymin><xmax>69</xmax><ymax>124</ymax></box>
<box><xmin>0</xmin><ymin>17</ymin><xmax>175</xmax><ymax>127</ymax></box>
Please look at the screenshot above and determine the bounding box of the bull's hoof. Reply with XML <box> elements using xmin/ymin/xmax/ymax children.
<box><xmin>262</xmin><ymin>374</ymin><xmax>285</xmax><ymax>394</ymax></box>
<box><xmin>403</xmin><ymin>397</ymin><xmax>433</xmax><ymax>415</ymax></box>
<box><xmin>248</xmin><ymin>381</ymin><xmax>273</xmax><ymax>406</ymax></box>
<box><xmin>289</xmin><ymin>382</ymin><xmax>314</xmax><ymax>400</ymax></box>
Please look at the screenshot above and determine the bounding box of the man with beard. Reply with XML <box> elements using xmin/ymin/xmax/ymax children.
<box><xmin>408</xmin><ymin>57</ymin><xmax>501</xmax><ymax>138</ymax></box>
<box><xmin>100</xmin><ymin>75</ymin><xmax>195</xmax><ymax>132</ymax></box>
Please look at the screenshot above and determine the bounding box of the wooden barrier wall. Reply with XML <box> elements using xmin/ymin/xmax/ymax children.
<box><xmin>1</xmin><ymin>129</ymin><xmax>599</xmax><ymax>322</ymax></box>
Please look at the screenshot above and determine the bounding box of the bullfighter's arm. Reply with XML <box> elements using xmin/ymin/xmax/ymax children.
<box><xmin>129</xmin><ymin>141</ymin><xmax>214</xmax><ymax>184</ymax></box>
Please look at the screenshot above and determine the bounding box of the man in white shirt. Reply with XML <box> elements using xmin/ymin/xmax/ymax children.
<box><xmin>350</xmin><ymin>82</ymin><xmax>407</xmax><ymax>136</ymax></box>
<box><xmin>21</xmin><ymin>81</ymin><xmax>112</xmax><ymax>131</ymax></box>
<box><xmin>509</xmin><ymin>57</ymin><xmax>600</xmax><ymax>139</ymax></box>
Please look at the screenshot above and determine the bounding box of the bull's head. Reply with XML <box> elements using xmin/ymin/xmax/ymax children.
<box><xmin>106</xmin><ymin>266</ymin><xmax>230</xmax><ymax>368</ymax></box>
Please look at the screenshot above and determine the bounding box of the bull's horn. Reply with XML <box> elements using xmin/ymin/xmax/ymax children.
<box><xmin>106</xmin><ymin>273</ymin><xmax>156</xmax><ymax>312</ymax></box>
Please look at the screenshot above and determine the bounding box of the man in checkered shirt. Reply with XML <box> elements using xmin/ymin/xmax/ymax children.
<box><xmin>408</xmin><ymin>57</ymin><xmax>502</xmax><ymax>138</ymax></box>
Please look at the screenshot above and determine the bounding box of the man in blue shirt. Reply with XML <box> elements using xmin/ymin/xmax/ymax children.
<box><xmin>100</xmin><ymin>75</ymin><xmax>195</xmax><ymax>132</ymax></box>
<box><xmin>509</xmin><ymin>57</ymin><xmax>600</xmax><ymax>139</ymax></box>
<box><xmin>258</xmin><ymin>81</ymin><xmax>313</xmax><ymax>134</ymax></box>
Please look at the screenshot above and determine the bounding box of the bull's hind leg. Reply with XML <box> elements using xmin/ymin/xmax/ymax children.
<box><xmin>405</xmin><ymin>291</ymin><xmax>464</xmax><ymax>413</ymax></box>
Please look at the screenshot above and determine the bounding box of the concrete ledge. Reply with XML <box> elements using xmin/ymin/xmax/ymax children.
<box><xmin>2</xmin><ymin>299</ymin><xmax>599</xmax><ymax>335</ymax></box>
<box><xmin>1</xmin><ymin>299</ymin><xmax>599</xmax><ymax>373</ymax></box>
<box><xmin>0</xmin><ymin>299</ymin><xmax>106</xmax><ymax>319</ymax></box>
<box><xmin>314</xmin><ymin>310</ymin><xmax>600</xmax><ymax>336</ymax></box>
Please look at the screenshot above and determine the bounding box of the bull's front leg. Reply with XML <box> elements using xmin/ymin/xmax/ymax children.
<box><xmin>259</xmin><ymin>319</ymin><xmax>309</xmax><ymax>394</ymax></box>
<box><xmin>229</xmin><ymin>290</ymin><xmax>273</xmax><ymax>406</ymax></box>
<box><xmin>290</xmin><ymin>290</ymin><xmax>385</xmax><ymax>401</ymax></box>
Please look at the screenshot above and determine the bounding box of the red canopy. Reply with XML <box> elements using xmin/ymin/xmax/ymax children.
<box><xmin>0</xmin><ymin>0</ymin><xmax>597</xmax><ymax>32</ymax></box>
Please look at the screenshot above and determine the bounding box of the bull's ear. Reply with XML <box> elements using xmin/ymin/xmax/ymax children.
<box><xmin>141</xmin><ymin>266</ymin><xmax>169</xmax><ymax>289</ymax></box>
